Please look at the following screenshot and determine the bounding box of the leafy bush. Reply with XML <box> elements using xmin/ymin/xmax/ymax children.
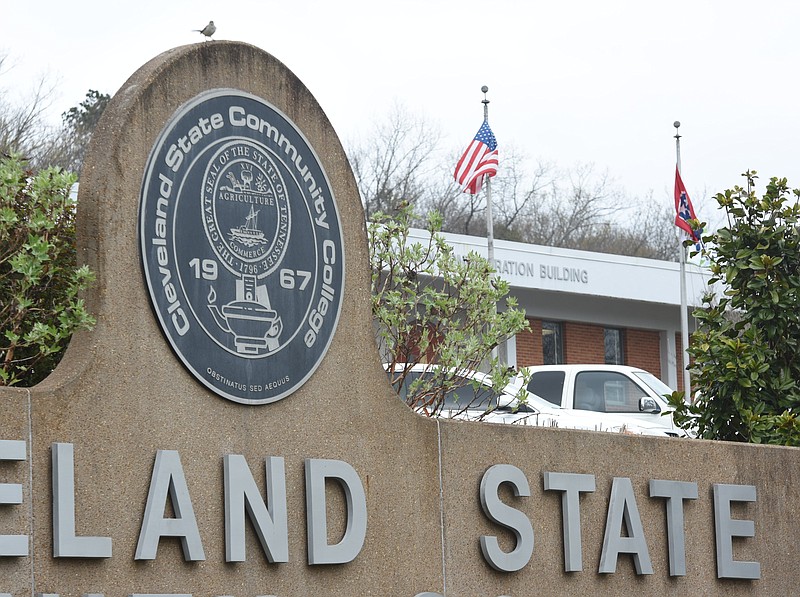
<box><xmin>370</xmin><ymin>205</ymin><xmax>529</xmax><ymax>416</ymax></box>
<box><xmin>0</xmin><ymin>154</ymin><xmax>95</xmax><ymax>386</ymax></box>
<box><xmin>669</xmin><ymin>172</ymin><xmax>800</xmax><ymax>444</ymax></box>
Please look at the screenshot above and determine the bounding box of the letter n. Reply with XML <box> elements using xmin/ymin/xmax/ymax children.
<box><xmin>224</xmin><ymin>455</ymin><xmax>288</xmax><ymax>562</ymax></box>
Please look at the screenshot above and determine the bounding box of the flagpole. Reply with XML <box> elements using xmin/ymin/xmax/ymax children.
<box><xmin>674</xmin><ymin>121</ymin><xmax>692</xmax><ymax>399</ymax></box>
<box><xmin>481</xmin><ymin>86</ymin><xmax>505</xmax><ymax>365</ymax></box>
<box><xmin>482</xmin><ymin>85</ymin><xmax>495</xmax><ymax>269</ymax></box>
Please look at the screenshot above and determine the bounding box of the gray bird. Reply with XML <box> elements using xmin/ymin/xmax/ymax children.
<box><xmin>194</xmin><ymin>21</ymin><xmax>216</xmax><ymax>39</ymax></box>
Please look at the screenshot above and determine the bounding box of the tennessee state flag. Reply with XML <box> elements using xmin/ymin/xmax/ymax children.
<box><xmin>674</xmin><ymin>167</ymin><xmax>702</xmax><ymax>243</ymax></box>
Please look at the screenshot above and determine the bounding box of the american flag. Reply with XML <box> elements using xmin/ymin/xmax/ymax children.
<box><xmin>454</xmin><ymin>119</ymin><xmax>498</xmax><ymax>194</ymax></box>
<box><xmin>674</xmin><ymin>166</ymin><xmax>702</xmax><ymax>245</ymax></box>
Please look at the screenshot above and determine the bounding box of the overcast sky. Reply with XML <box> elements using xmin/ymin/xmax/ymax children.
<box><xmin>5</xmin><ymin>0</ymin><xmax>800</xmax><ymax>223</ymax></box>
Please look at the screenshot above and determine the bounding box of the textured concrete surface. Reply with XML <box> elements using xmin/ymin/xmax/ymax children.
<box><xmin>438</xmin><ymin>419</ymin><xmax>799</xmax><ymax>595</ymax></box>
<box><xmin>0</xmin><ymin>41</ymin><xmax>798</xmax><ymax>596</ymax></box>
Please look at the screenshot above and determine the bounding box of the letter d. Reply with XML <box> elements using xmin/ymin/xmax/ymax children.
<box><xmin>305</xmin><ymin>459</ymin><xmax>367</xmax><ymax>565</ymax></box>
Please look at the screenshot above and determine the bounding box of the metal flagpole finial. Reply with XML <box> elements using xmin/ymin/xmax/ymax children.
<box><xmin>673</xmin><ymin>120</ymin><xmax>681</xmax><ymax>140</ymax></box>
<box><xmin>481</xmin><ymin>86</ymin><xmax>489</xmax><ymax>119</ymax></box>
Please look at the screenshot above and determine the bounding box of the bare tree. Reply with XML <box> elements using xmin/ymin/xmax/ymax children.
<box><xmin>419</xmin><ymin>154</ymin><xmax>481</xmax><ymax>235</ymax></box>
<box><xmin>39</xmin><ymin>89</ymin><xmax>110</xmax><ymax>174</ymax></box>
<box><xmin>0</xmin><ymin>55</ymin><xmax>109</xmax><ymax>173</ymax></box>
<box><xmin>491</xmin><ymin>152</ymin><xmax>553</xmax><ymax>241</ymax></box>
<box><xmin>348</xmin><ymin>103</ymin><xmax>441</xmax><ymax>221</ymax></box>
<box><xmin>523</xmin><ymin>164</ymin><xmax>617</xmax><ymax>247</ymax></box>
<box><xmin>619</xmin><ymin>198</ymin><xmax>681</xmax><ymax>260</ymax></box>
<box><xmin>348</xmin><ymin>105</ymin><xmax>688</xmax><ymax>261</ymax></box>
<box><xmin>0</xmin><ymin>55</ymin><xmax>59</xmax><ymax>163</ymax></box>
<box><xmin>421</xmin><ymin>147</ymin><xmax>555</xmax><ymax>241</ymax></box>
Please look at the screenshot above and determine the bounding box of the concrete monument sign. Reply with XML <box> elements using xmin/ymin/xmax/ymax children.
<box><xmin>1</xmin><ymin>41</ymin><xmax>799</xmax><ymax>596</ymax></box>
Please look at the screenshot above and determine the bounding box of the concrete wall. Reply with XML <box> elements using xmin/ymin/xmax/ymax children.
<box><xmin>0</xmin><ymin>41</ymin><xmax>798</xmax><ymax>597</ymax></box>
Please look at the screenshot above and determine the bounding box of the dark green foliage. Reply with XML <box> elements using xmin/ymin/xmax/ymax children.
<box><xmin>669</xmin><ymin>172</ymin><xmax>800</xmax><ymax>444</ymax></box>
<box><xmin>58</xmin><ymin>89</ymin><xmax>110</xmax><ymax>173</ymax></box>
<box><xmin>0</xmin><ymin>155</ymin><xmax>95</xmax><ymax>386</ymax></box>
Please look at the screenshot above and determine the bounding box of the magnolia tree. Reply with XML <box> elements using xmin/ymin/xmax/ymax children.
<box><xmin>669</xmin><ymin>172</ymin><xmax>800</xmax><ymax>445</ymax></box>
<box><xmin>0</xmin><ymin>155</ymin><xmax>95</xmax><ymax>386</ymax></box>
<box><xmin>369</xmin><ymin>205</ymin><xmax>529</xmax><ymax>417</ymax></box>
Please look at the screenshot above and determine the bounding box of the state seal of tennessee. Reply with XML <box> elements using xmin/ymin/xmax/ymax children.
<box><xmin>138</xmin><ymin>89</ymin><xmax>344</xmax><ymax>405</ymax></box>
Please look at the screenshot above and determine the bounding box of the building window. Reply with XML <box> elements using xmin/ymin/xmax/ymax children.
<box><xmin>542</xmin><ymin>321</ymin><xmax>563</xmax><ymax>365</ymax></box>
<box><xmin>604</xmin><ymin>328</ymin><xmax>624</xmax><ymax>365</ymax></box>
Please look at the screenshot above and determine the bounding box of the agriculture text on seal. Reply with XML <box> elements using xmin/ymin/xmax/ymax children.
<box><xmin>139</xmin><ymin>89</ymin><xmax>344</xmax><ymax>404</ymax></box>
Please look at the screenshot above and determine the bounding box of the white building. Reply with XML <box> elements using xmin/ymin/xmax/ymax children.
<box><xmin>412</xmin><ymin>229</ymin><xmax>711</xmax><ymax>391</ymax></box>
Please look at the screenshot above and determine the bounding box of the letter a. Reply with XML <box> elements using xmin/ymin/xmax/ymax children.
<box><xmin>599</xmin><ymin>477</ymin><xmax>653</xmax><ymax>574</ymax></box>
<box><xmin>135</xmin><ymin>450</ymin><xmax>205</xmax><ymax>561</ymax></box>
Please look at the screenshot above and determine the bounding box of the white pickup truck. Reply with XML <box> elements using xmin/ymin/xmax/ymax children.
<box><xmin>512</xmin><ymin>364</ymin><xmax>686</xmax><ymax>437</ymax></box>
<box><xmin>387</xmin><ymin>363</ymin><xmax>687</xmax><ymax>437</ymax></box>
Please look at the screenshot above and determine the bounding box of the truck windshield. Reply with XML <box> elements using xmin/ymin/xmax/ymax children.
<box><xmin>633</xmin><ymin>371</ymin><xmax>674</xmax><ymax>401</ymax></box>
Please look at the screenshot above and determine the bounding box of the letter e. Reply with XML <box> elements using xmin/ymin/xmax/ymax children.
<box><xmin>0</xmin><ymin>440</ymin><xmax>27</xmax><ymax>557</ymax></box>
<box><xmin>713</xmin><ymin>484</ymin><xmax>760</xmax><ymax>579</ymax></box>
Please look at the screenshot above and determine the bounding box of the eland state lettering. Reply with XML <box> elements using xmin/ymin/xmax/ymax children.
<box><xmin>0</xmin><ymin>441</ymin><xmax>366</xmax><ymax>566</ymax></box>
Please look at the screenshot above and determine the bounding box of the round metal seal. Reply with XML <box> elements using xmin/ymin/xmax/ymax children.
<box><xmin>139</xmin><ymin>89</ymin><xmax>344</xmax><ymax>404</ymax></box>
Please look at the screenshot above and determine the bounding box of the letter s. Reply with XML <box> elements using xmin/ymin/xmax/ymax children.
<box><xmin>165</xmin><ymin>144</ymin><xmax>183</xmax><ymax>172</ymax></box>
<box><xmin>479</xmin><ymin>464</ymin><xmax>534</xmax><ymax>572</ymax></box>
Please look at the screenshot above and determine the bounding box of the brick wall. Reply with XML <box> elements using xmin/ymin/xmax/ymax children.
<box><xmin>625</xmin><ymin>328</ymin><xmax>661</xmax><ymax>378</ymax></box>
<box><xmin>516</xmin><ymin>317</ymin><xmax>542</xmax><ymax>367</ymax></box>
<box><xmin>517</xmin><ymin>320</ymin><xmax>663</xmax><ymax>378</ymax></box>
<box><xmin>564</xmin><ymin>322</ymin><xmax>605</xmax><ymax>363</ymax></box>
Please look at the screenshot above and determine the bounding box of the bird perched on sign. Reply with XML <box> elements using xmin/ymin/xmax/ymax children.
<box><xmin>194</xmin><ymin>21</ymin><xmax>216</xmax><ymax>40</ymax></box>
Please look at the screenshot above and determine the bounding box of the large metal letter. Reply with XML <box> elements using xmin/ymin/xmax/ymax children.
<box><xmin>543</xmin><ymin>471</ymin><xmax>595</xmax><ymax>572</ymax></box>
<box><xmin>713</xmin><ymin>483</ymin><xmax>760</xmax><ymax>579</ymax></box>
<box><xmin>305</xmin><ymin>458</ymin><xmax>367</xmax><ymax>565</ymax></box>
<box><xmin>0</xmin><ymin>439</ymin><xmax>27</xmax><ymax>557</ymax></box>
<box><xmin>479</xmin><ymin>464</ymin><xmax>534</xmax><ymax>572</ymax></box>
<box><xmin>52</xmin><ymin>443</ymin><xmax>112</xmax><ymax>558</ymax></box>
<box><xmin>128</xmin><ymin>594</ymin><xmax>192</xmax><ymax>597</ymax></box>
<box><xmin>224</xmin><ymin>454</ymin><xmax>288</xmax><ymax>562</ymax></box>
<box><xmin>599</xmin><ymin>477</ymin><xmax>653</xmax><ymax>574</ymax></box>
<box><xmin>135</xmin><ymin>450</ymin><xmax>205</xmax><ymax>561</ymax></box>
<box><xmin>649</xmin><ymin>479</ymin><xmax>698</xmax><ymax>576</ymax></box>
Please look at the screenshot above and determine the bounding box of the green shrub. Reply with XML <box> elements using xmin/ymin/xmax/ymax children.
<box><xmin>669</xmin><ymin>172</ymin><xmax>800</xmax><ymax>445</ymax></box>
<box><xmin>0</xmin><ymin>154</ymin><xmax>95</xmax><ymax>386</ymax></box>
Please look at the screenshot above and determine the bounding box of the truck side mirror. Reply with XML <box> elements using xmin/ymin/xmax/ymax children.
<box><xmin>639</xmin><ymin>397</ymin><xmax>661</xmax><ymax>414</ymax></box>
